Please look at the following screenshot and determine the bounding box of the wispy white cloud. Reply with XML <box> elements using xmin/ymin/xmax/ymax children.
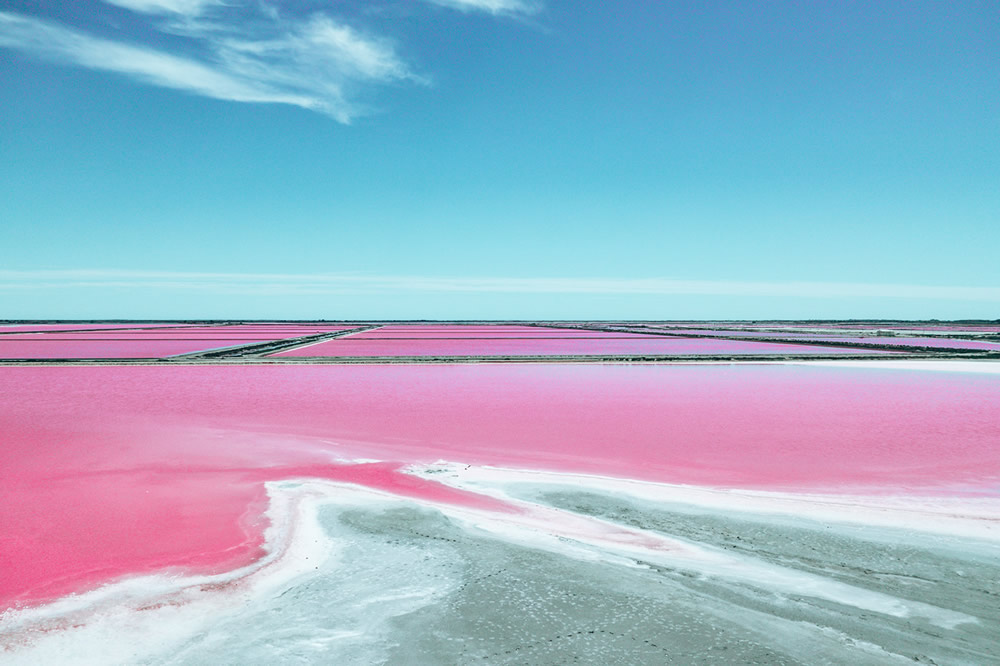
<box><xmin>0</xmin><ymin>12</ymin><xmax>315</xmax><ymax>107</ymax></box>
<box><xmin>101</xmin><ymin>0</ymin><xmax>221</xmax><ymax>16</ymax></box>
<box><xmin>0</xmin><ymin>8</ymin><xmax>420</xmax><ymax>122</ymax></box>
<box><xmin>423</xmin><ymin>0</ymin><xmax>541</xmax><ymax>16</ymax></box>
<box><xmin>1</xmin><ymin>270</ymin><xmax>998</xmax><ymax>302</ymax></box>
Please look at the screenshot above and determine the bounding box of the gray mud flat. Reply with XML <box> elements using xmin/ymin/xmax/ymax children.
<box><xmin>158</xmin><ymin>492</ymin><xmax>999</xmax><ymax>665</ymax></box>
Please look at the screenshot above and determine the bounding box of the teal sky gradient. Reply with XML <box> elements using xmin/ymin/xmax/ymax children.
<box><xmin>1</xmin><ymin>1</ymin><xmax>998</xmax><ymax>319</ymax></box>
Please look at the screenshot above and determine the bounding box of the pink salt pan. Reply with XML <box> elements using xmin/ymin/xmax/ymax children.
<box><xmin>0</xmin><ymin>334</ymin><xmax>291</xmax><ymax>340</ymax></box>
<box><xmin>0</xmin><ymin>339</ymin><xmax>275</xmax><ymax>359</ymax></box>
<box><xmin>273</xmin><ymin>337</ymin><xmax>895</xmax><ymax>357</ymax></box>
<box><xmin>2</xmin><ymin>363</ymin><xmax>999</xmax><ymax>608</ymax></box>
<box><xmin>644</xmin><ymin>329</ymin><xmax>1000</xmax><ymax>351</ymax></box>
<box><xmin>343</xmin><ymin>330</ymin><xmax>655</xmax><ymax>339</ymax></box>
<box><xmin>0</xmin><ymin>324</ymin><xmax>212</xmax><ymax>334</ymax></box>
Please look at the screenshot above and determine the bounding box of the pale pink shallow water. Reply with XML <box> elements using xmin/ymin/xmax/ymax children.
<box><xmin>645</xmin><ymin>329</ymin><xmax>1000</xmax><ymax>350</ymax></box>
<box><xmin>364</xmin><ymin>325</ymin><xmax>551</xmax><ymax>332</ymax></box>
<box><xmin>0</xmin><ymin>335</ymin><xmax>297</xmax><ymax>340</ymax></box>
<box><xmin>797</xmin><ymin>324</ymin><xmax>1000</xmax><ymax>332</ymax></box>
<box><xmin>273</xmin><ymin>337</ymin><xmax>895</xmax><ymax>357</ymax></box>
<box><xmin>802</xmin><ymin>336</ymin><xmax>1000</xmax><ymax>350</ymax></box>
<box><xmin>344</xmin><ymin>330</ymin><xmax>655</xmax><ymax>339</ymax></box>
<box><xmin>0</xmin><ymin>340</ymin><xmax>278</xmax><ymax>359</ymax></box>
<box><xmin>70</xmin><ymin>326</ymin><xmax>359</xmax><ymax>336</ymax></box>
<box><xmin>659</xmin><ymin>323</ymin><xmax>1000</xmax><ymax>330</ymax></box>
<box><xmin>0</xmin><ymin>324</ymin><xmax>210</xmax><ymax>334</ymax></box>
<box><xmin>2</xmin><ymin>363</ymin><xmax>999</xmax><ymax>608</ymax></box>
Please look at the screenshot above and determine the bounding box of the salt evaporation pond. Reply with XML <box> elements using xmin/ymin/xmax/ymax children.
<box><xmin>273</xmin><ymin>337</ymin><xmax>894</xmax><ymax>357</ymax></box>
<box><xmin>342</xmin><ymin>329</ymin><xmax>651</xmax><ymax>339</ymax></box>
<box><xmin>0</xmin><ymin>334</ymin><xmax>291</xmax><ymax>341</ymax></box>
<box><xmin>3</xmin><ymin>362</ymin><xmax>999</xmax><ymax>663</ymax></box>
<box><xmin>0</xmin><ymin>324</ymin><xmax>210</xmax><ymax>333</ymax></box>
<box><xmin>0</xmin><ymin>339</ymin><xmax>277</xmax><ymax>359</ymax></box>
<box><xmin>799</xmin><ymin>335</ymin><xmax>1000</xmax><ymax>350</ymax></box>
<box><xmin>644</xmin><ymin>328</ymin><xmax>1000</xmax><ymax>351</ymax></box>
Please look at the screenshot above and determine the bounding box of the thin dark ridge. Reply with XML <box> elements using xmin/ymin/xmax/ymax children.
<box><xmin>168</xmin><ymin>325</ymin><xmax>379</xmax><ymax>359</ymax></box>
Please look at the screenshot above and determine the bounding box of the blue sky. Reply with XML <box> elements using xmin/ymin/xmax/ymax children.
<box><xmin>1</xmin><ymin>0</ymin><xmax>998</xmax><ymax>319</ymax></box>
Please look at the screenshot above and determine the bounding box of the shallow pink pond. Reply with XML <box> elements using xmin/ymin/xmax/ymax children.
<box><xmin>273</xmin><ymin>337</ymin><xmax>894</xmax><ymax>357</ymax></box>
<box><xmin>646</xmin><ymin>329</ymin><xmax>1000</xmax><ymax>351</ymax></box>
<box><xmin>817</xmin><ymin>324</ymin><xmax>1000</xmax><ymax>332</ymax></box>
<box><xmin>804</xmin><ymin>336</ymin><xmax>1000</xmax><ymax>350</ymax></box>
<box><xmin>0</xmin><ymin>334</ymin><xmax>291</xmax><ymax>340</ymax></box>
<box><xmin>0</xmin><ymin>339</ymin><xmax>273</xmax><ymax>359</ymax></box>
<box><xmin>98</xmin><ymin>326</ymin><xmax>355</xmax><ymax>336</ymax></box>
<box><xmin>660</xmin><ymin>323</ymin><xmax>1000</xmax><ymax>334</ymax></box>
<box><xmin>0</xmin><ymin>324</ymin><xmax>207</xmax><ymax>333</ymax></box>
<box><xmin>343</xmin><ymin>330</ymin><xmax>656</xmax><ymax>339</ymax></box>
<box><xmin>2</xmin><ymin>363</ymin><xmax>999</xmax><ymax>608</ymax></box>
<box><xmin>370</xmin><ymin>325</ymin><xmax>545</xmax><ymax>330</ymax></box>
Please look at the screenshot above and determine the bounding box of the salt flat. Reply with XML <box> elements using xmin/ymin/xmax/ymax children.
<box><xmin>2</xmin><ymin>321</ymin><xmax>998</xmax><ymax>663</ymax></box>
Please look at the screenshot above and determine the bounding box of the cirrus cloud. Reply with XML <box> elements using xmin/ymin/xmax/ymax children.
<box><xmin>1</xmin><ymin>0</ymin><xmax>542</xmax><ymax>121</ymax></box>
<box><xmin>422</xmin><ymin>0</ymin><xmax>541</xmax><ymax>16</ymax></box>
<box><xmin>0</xmin><ymin>4</ymin><xmax>427</xmax><ymax>123</ymax></box>
<box><xmin>1</xmin><ymin>269</ymin><xmax>998</xmax><ymax>303</ymax></box>
<box><xmin>100</xmin><ymin>0</ymin><xmax>222</xmax><ymax>16</ymax></box>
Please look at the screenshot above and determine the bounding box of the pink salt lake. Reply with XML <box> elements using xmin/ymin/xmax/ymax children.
<box><xmin>2</xmin><ymin>363</ymin><xmax>998</xmax><ymax>609</ymax></box>
<box><xmin>0</xmin><ymin>340</ymin><xmax>280</xmax><ymax>359</ymax></box>
<box><xmin>273</xmin><ymin>337</ymin><xmax>894</xmax><ymax>357</ymax></box>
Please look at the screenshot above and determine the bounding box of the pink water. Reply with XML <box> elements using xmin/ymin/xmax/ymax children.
<box><xmin>2</xmin><ymin>363</ymin><xmax>998</xmax><ymax>608</ymax></box>
<box><xmin>342</xmin><ymin>333</ymin><xmax>661</xmax><ymax>339</ymax></box>
<box><xmin>803</xmin><ymin>336</ymin><xmax>1000</xmax><ymax>350</ymax></box>
<box><xmin>0</xmin><ymin>340</ymin><xmax>275</xmax><ymax>359</ymax></box>
<box><xmin>86</xmin><ymin>326</ymin><xmax>357</xmax><ymax>336</ymax></box>
<box><xmin>0</xmin><ymin>334</ymin><xmax>293</xmax><ymax>340</ymax></box>
<box><xmin>643</xmin><ymin>329</ymin><xmax>1000</xmax><ymax>350</ymax></box>
<box><xmin>273</xmin><ymin>337</ymin><xmax>894</xmax><ymax>357</ymax></box>
<box><xmin>344</xmin><ymin>329</ymin><xmax>654</xmax><ymax>339</ymax></box>
<box><xmin>0</xmin><ymin>324</ymin><xmax>211</xmax><ymax>334</ymax></box>
<box><xmin>806</xmin><ymin>324</ymin><xmax>1000</xmax><ymax>332</ymax></box>
<box><xmin>363</xmin><ymin>325</ymin><xmax>550</xmax><ymax>332</ymax></box>
<box><xmin>657</xmin><ymin>323</ymin><xmax>1000</xmax><ymax>333</ymax></box>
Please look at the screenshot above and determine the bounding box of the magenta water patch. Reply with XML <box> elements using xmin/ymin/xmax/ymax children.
<box><xmin>802</xmin><ymin>336</ymin><xmax>1000</xmax><ymax>350</ymax></box>
<box><xmin>0</xmin><ymin>324</ymin><xmax>214</xmax><ymax>334</ymax></box>
<box><xmin>655</xmin><ymin>323</ymin><xmax>1000</xmax><ymax>334</ymax></box>
<box><xmin>90</xmin><ymin>326</ymin><xmax>356</xmax><ymax>336</ymax></box>
<box><xmin>644</xmin><ymin>329</ymin><xmax>1000</xmax><ymax>351</ymax></box>
<box><xmin>1</xmin><ymin>363</ymin><xmax>998</xmax><ymax>608</ymax></box>
<box><xmin>343</xmin><ymin>330</ymin><xmax>657</xmax><ymax>339</ymax></box>
<box><xmin>272</xmin><ymin>337</ymin><xmax>894</xmax><ymax>357</ymax></box>
<box><xmin>0</xmin><ymin>339</ymin><xmax>277</xmax><ymax>359</ymax></box>
<box><xmin>0</xmin><ymin>334</ymin><xmax>294</xmax><ymax>341</ymax></box>
<box><xmin>810</xmin><ymin>324</ymin><xmax>1000</xmax><ymax>332</ymax></box>
<box><xmin>366</xmin><ymin>325</ymin><xmax>549</xmax><ymax>332</ymax></box>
